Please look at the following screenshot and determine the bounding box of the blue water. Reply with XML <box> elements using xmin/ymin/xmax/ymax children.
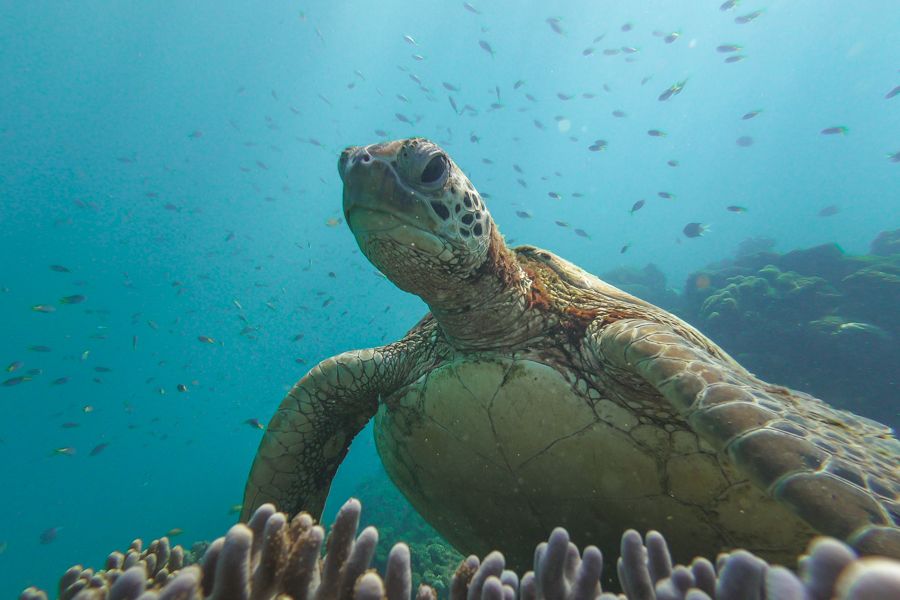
<box><xmin>1</xmin><ymin>1</ymin><xmax>897</xmax><ymax>596</ymax></box>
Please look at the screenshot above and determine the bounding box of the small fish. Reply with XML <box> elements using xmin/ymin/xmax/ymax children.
<box><xmin>515</xmin><ymin>210</ymin><xmax>532</xmax><ymax>219</ymax></box>
<box><xmin>40</xmin><ymin>527</ymin><xmax>60</xmax><ymax>544</ymax></box>
<box><xmin>667</xmin><ymin>159</ymin><xmax>679</xmax><ymax>167</ymax></box>
<box><xmin>94</xmin><ymin>366</ymin><xmax>111</xmax><ymax>373</ymax></box>
<box><xmin>588</xmin><ymin>140</ymin><xmax>608</xmax><ymax>152</ymax></box>
<box><xmin>818</xmin><ymin>205</ymin><xmax>840</xmax><ymax>217</ymax></box>
<box><xmin>29</xmin><ymin>345</ymin><xmax>52</xmax><ymax>352</ymax></box>
<box><xmin>726</xmin><ymin>205</ymin><xmax>748</xmax><ymax>213</ymax></box>
<box><xmin>51</xmin><ymin>377</ymin><xmax>69</xmax><ymax>385</ymax></box>
<box><xmin>546</xmin><ymin>18</ymin><xmax>564</xmax><ymax>35</ymax></box>
<box><xmin>60</xmin><ymin>294</ymin><xmax>86</xmax><ymax>304</ymax></box>
<box><xmin>582</xmin><ymin>47</ymin><xmax>595</xmax><ymax>56</ymax></box>
<box><xmin>888</xmin><ymin>151</ymin><xmax>900</xmax><ymax>163</ymax></box>
<box><xmin>821</xmin><ymin>126</ymin><xmax>848</xmax><ymax>135</ymax></box>
<box><xmin>741</xmin><ymin>110</ymin><xmax>762</xmax><ymax>120</ymax></box>
<box><xmin>736</xmin><ymin>136</ymin><xmax>754</xmax><ymax>147</ymax></box>
<box><xmin>6</xmin><ymin>361</ymin><xmax>23</xmax><ymax>372</ymax></box>
<box><xmin>837</xmin><ymin>322</ymin><xmax>890</xmax><ymax>340</ymax></box>
<box><xmin>647</xmin><ymin>129</ymin><xmax>667</xmax><ymax>137</ymax></box>
<box><xmin>478</xmin><ymin>40</ymin><xmax>494</xmax><ymax>57</ymax></box>
<box><xmin>442</xmin><ymin>82</ymin><xmax>459</xmax><ymax>92</ymax></box>
<box><xmin>83</xmin><ymin>405</ymin><xmax>94</xmax><ymax>413</ymax></box>
<box><xmin>395</xmin><ymin>113</ymin><xmax>411</xmax><ymax>124</ymax></box>
<box><xmin>612</xmin><ymin>110</ymin><xmax>627</xmax><ymax>118</ymax></box>
<box><xmin>411</xmin><ymin>54</ymin><xmax>425</xmax><ymax>61</ymax></box>
<box><xmin>555</xmin><ymin>220</ymin><xmax>569</xmax><ymax>227</ymax></box>
<box><xmin>403</xmin><ymin>34</ymin><xmax>418</xmax><ymax>46</ymax></box>
<box><xmin>574</xmin><ymin>229</ymin><xmax>590</xmax><ymax>238</ymax></box>
<box><xmin>3</xmin><ymin>375</ymin><xmax>31</xmax><ymax>387</ymax></box>
<box><xmin>463</xmin><ymin>2</ymin><xmax>481</xmax><ymax>14</ymax></box>
<box><xmin>53</xmin><ymin>447</ymin><xmax>75</xmax><ymax>457</ymax></box>
<box><xmin>658</xmin><ymin>79</ymin><xmax>687</xmax><ymax>101</ymax></box>
<box><xmin>724</xmin><ymin>55</ymin><xmax>746</xmax><ymax>63</ymax></box>
<box><xmin>548</xmin><ymin>192</ymin><xmax>561</xmax><ymax>200</ymax></box>
<box><xmin>658</xmin><ymin>191</ymin><xmax>675</xmax><ymax>199</ymax></box>
<box><xmin>716</xmin><ymin>44</ymin><xmax>742</xmax><ymax>53</ymax></box>
<box><xmin>198</xmin><ymin>335</ymin><xmax>216</xmax><ymax>344</ymax></box>
<box><xmin>720</xmin><ymin>0</ymin><xmax>739</xmax><ymax>10</ymax></box>
<box><xmin>167</xmin><ymin>528</ymin><xmax>184</xmax><ymax>537</ymax></box>
<box><xmin>735</xmin><ymin>10</ymin><xmax>764</xmax><ymax>24</ymax></box>
<box><xmin>621</xmin><ymin>22</ymin><xmax>633</xmax><ymax>32</ymax></box>
<box><xmin>188</xmin><ymin>130</ymin><xmax>203</xmax><ymax>139</ymax></box>
<box><xmin>629</xmin><ymin>200</ymin><xmax>645</xmax><ymax>214</ymax></box>
<box><xmin>32</xmin><ymin>305</ymin><xmax>56</xmax><ymax>313</ymax></box>
<box><xmin>49</xmin><ymin>265</ymin><xmax>70</xmax><ymax>273</ymax></box>
<box><xmin>245</xmin><ymin>418</ymin><xmax>265</xmax><ymax>430</ymax></box>
<box><xmin>89</xmin><ymin>443</ymin><xmax>109</xmax><ymax>456</ymax></box>
<box><xmin>132</xmin><ymin>335</ymin><xmax>138</xmax><ymax>350</ymax></box>
<box><xmin>620</xmin><ymin>243</ymin><xmax>631</xmax><ymax>254</ymax></box>
<box><xmin>683</xmin><ymin>223</ymin><xmax>709</xmax><ymax>238</ymax></box>
<box><xmin>513</xmin><ymin>79</ymin><xmax>525</xmax><ymax>89</ymax></box>
<box><xmin>885</xmin><ymin>86</ymin><xmax>900</xmax><ymax>100</ymax></box>
<box><xmin>664</xmin><ymin>31</ymin><xmax>680</xmax><ymax>44</ymax></box>
<box><xmin>177</xmin><ymin>383</ymin><xmax>188</xmax><ymax>392</ymax></box>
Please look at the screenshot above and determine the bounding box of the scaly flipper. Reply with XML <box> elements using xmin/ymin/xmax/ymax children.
<box><xmin>241</xmin><ymin>326</ymin><xmax>433</xmax><ymax>522</ymax></box>
<box><xmin>589</xmin><ymin>318</ymin><xmax>900</xmax><ymax>558</ymax></box>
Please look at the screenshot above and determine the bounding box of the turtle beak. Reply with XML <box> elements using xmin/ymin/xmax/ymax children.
<box><xmin>338</xmin><ymin>146</ymin><xmax>363</xmax><ymax>182</ymax></box>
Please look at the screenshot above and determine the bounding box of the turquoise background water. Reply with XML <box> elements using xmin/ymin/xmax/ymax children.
<box><xmin>1</xmin><ymin>1</ymin><xmax>897</xmax><ymax>596</ymax></box>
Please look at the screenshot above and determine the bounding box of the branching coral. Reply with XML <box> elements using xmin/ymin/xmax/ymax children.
<box><xmin>21</xmin><ymin>499</ymin><xmax>900</xmax><ymax>600</ymax></box>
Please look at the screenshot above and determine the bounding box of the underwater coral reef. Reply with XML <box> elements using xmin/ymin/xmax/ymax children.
<box><xmin>604</xmin><ymin>229</ymin><xmax>900</xmax><ymax>429</ymax></box>
<box><xmin>20</xmin><ymin>498</ymin><xmax>900</xmax><ymax>600</ymax></box>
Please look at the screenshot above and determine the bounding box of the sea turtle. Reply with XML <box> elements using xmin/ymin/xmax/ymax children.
<box><xmin>242</xmin><ymin>138</ymin><xmax>900</xmax><ymax>571</ymax></box>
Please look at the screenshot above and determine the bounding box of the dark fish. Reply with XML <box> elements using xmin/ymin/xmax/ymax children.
<box><xmin>720</xmin><ymin>0</ymin><xmax>738</xmax><ymax>10</ymax></box>
<box><xmin>6</xmin><ymin>361</ymin><xmax>23</xmax><ymax>372</ymax></box>
<box><xmin>557</xmin><ymin>92</ymin><xmax>573</xmax><ymax>100</ymax></box>
<box><xmin>244</xmin><ymin>418</ymin><xmax>264</xmax><ymax>430</ymax></box>
<box><xmin>647</xmin><ymin>129</ymin><xmax>667</xmax><ymax>137</ymax></box>
<box><xmin>818</xmin><ymin>205</ymin><xmax>840</xmax><ymax>217</ymax></box>
<box><xmin>52</xmin><ymin>377</ymin><xmax>69</xmax><ymax>385</ymax></box>
<box><xmin>683</xmin><ymin>223</ymin><xmax>708</xmax><ymax>238</ymax></box>
<box><xmin>612</xmin><ymin>110</ymin><xmax>627</xmax><ymax>118</ymax></box>
<box><xmin>621</xmin><ymin>22</ymin><xmax>633</xmax><ymax>32</ymax></box>
<box><xmin>29</xmin><ymin>345</ymin><xmax>52</xmax><ymax>352</ymax></box>
<box><xmin>94</xmin><ymin>366</ymin><xmax>111</xmax><ymax>373</ymax></box>
<box><xmin>442</xmin><ymin>82</ymin><xmax>459</xmax><ymax>91</ymax></box>
<box><xmin>821</xmin><ymin>126</ymin><xmax>848</xmax><ymax>135</ymax></box>
<box><xmin>478</xmin><ymin>40</ymin><xmax>494</xmax><ymax>56</ymax></box>
<box><xmin>735</xmin><ymin>10</ymin><xmax>764</xmax><ymax>24</ymax></box>
<box><xmin>724</xmin><ymin>55</ymin><xmax>746</xmax><ymax>63</ymax></box>
<box><xmin>533</xmin><ymin>119</ymin><xmax>545</xmax><ymax>130</ymax></box>
<box><xmin>513</xmin><ymin>79</ymin><xmax>525</xmax><ymax>89</ymax></box>
<box><xmin>60</xmin><ymin>294</ymin><xmax>86</xmax><ymax>304</ymax></box>
<box><xmin>603</xmin><ymin>48</ymin><xmax>620</xmax><ymax>56</ymax></box>
<box><xmin>664</xmin><ymin>31</ymin><xmax>680</xmax><ymax>44</ymax></box>
<box><xmin>515</xmin><ymin>210</ymin><xmax>532</xmax><ymax>219</ymax></box>
<box><xmin>736</xmin><ymin>136</ymin><xmax>754</xmax><ymax>147</ymax></box>
<box><xmin>555</xmin><ymin>220</ymin><xmax>569</xmax><ymax>227</ymax></box>
<box><xmin>657</xmin><ymin>191</ymin><xmax>675</xmax><ymax>199</ymax></box>
<box><xmin>3</xmin><ymin>376</ymin><xmax>31</xmax><ymax>387</ymax></box>
<box><xmin>742</xmin><ymin>110</ymin><xmax>762</xmax><ymax>120</ymax></box>
<box><xmin>61</xmin><ymin>422</ymin><xmax>79</xmax><ymax>429</ymax></box>
<box><xmin>40</xmin><ymin>527</ymin><xmax>60</xmax><ymax>544</ymax></box>
<box><xmin>463</xmin><ymin>1</ymin><xmax>480</xmax><ymax>14</ymax></box>
<box><xmin>629</xmin><ymin>200</ymin><xmax>645</xmax><ymax>214</ymax></box>
<box><xmin>32</xmin><ymin>305</ymin><xmax>56</xmax><ymax>313</ymax></box>
<box><xmin>546</xmin><ymin>18</ymin><xmax>564</xmax><ymax>35</ymax></box>
<box><xmin>177</xmin><ymin>383</ymin><xmax>188</xmax><ymax>392</ymax></box>
<box><xmin>49</xmin><ymin>265</ymin><xmax>70</xmax><ymax>273</ymax></box>
<box><xmin>667</xmin><ymin>159</ymin><xmax>679</xmax><ymax>167</ymax></box>
<box><xmin>658</xmin><ymin>79</ymin><xmax>687</xmax><ymax>101</ymax></box>
<box><xmin>620</xmin><ymin>243</ymin><xmax>631</xmax><ymax>254</ymax></box>
<box><xmin>886</xmin><ymin>86</ymin><xmax>900</xmax><ymax>100</ymax></box>
<box><xmin>716</xmin><ymin>44</ymin><xmax>742</xmax><ymax>53</ymax></box>
<box><xmin>582</xmin><ymin>47</ymin><xmax>595</xmax><ymax>56</ymax></box>
<box><xmin>395</xmin><ymin>113</ymin><xmax>411</xmax><ymax>124</ymax></box>
<box><xmin>198</xmin><ymin>335</ymin><xmax>216</xmax><ymax>344</ymax></box>
<box><xmin>727</xmin><ymin>205</ymin><xmax>748</xmax><ymax>213</ymax></box>
<box><xmin>548</xmin><ymin>192</ymin><xmax>561</xmax><ymax>200</ymax></box>
<box><xmin>888</xmin><ymin>151</ymin><xmax>900</xmax><ymax>163</ymax></box>
<box><xmin>574</xmin><ymin>228</ymin><xmax>590</xmax><ymax>238</ymax></box>
<box><xmin>89</xmin><ymin>443</ymin><xmax>109</xmax><ymax>456</ymax></box>
<box><xmin>588</xmin><ymin>140</ymin><xmax>608</xmax><ymax>152</ymax></box>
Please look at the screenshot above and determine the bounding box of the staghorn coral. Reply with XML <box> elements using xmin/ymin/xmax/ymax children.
<box><xmin>20</xmin><ymin>498</ymin><xmax>900</xmax><ymax>600</ymax></box>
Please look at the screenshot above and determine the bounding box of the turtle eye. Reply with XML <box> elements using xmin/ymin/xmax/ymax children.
<box><xmin>420</xmin><ymin>154</ymin><xmax>448</xmax><ymax>185</ymax></box>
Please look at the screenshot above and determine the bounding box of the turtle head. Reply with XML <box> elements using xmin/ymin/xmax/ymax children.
<box><xmin>340</xmin><ymin>138</ymin><xmax>496</xmax><ymax>303</ymax></box>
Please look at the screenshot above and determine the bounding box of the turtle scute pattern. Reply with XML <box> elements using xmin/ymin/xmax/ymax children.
<box><xmin>595</xmin><ymin>317</ymin><xmax>900</xmax><ymax>559</ymax></box>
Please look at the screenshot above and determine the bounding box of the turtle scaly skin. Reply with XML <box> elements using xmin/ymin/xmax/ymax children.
<box><xmin>242</xmin><ymin>138</ymin><xmax>899</xmax><ymax>572</ymax></box>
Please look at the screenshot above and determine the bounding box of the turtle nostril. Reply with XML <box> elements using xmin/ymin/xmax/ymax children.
<box><xmin>360</xmin><ymin>153</ymin><xmax>371</xmax><ymax>163</ymax></box>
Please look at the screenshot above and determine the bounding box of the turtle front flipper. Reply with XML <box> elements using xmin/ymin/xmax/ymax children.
<box><xmin>241</xmin><ymin>330</ymin><xmax>432</xmax><ymax>522</ymax></box>
<box><xmin>589</xmin><ymin>318</ymin><xmax>900</xmax><ymax>559</ymax></box>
